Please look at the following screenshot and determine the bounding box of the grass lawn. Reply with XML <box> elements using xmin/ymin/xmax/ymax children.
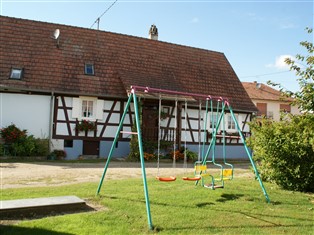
<box><xmin>1</xmin><ymin>173</ymin><xmax>313</xmax><ymax>234</ymax></box>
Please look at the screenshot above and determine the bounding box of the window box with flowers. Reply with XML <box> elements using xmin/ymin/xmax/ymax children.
<box><xmin>75</xmin><ymin>120</ymin><xmax>97</xmax><ymax>132</ymax></box>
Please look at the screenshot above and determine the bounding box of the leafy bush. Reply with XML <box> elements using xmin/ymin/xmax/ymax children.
<box><xmin>144</xmin><ymin>152</ymin><xmax>156</xmax><ymax>161</ymax></box>
<box><xmin>170</xmin><ymin>150</ymin><xmax>184</xmax><ymax>160</ymax></box>
<box><xmin>184</xmin><ymin>149</ymin><xmax>198</xmax><ymax>162</ymax></box>
<box><xmin>34</xmin><ymin>139</ymin><xmax>49</xmax><ymax>156</ymax></box>
<box><xmin>0</xmin><ymin>124</ymin><xmax>27</xmax><ymax>143</ymax></box>
<box><xmin>0</xmin><ymin>124</ymin><xmax>49</xmax><ymax>157</ymax></box>
<box><xmin>127</xmin><ymin>124</ymin><xmax>140</xmax><ymax>161</ymax></box>
<box><xmin>0</xmin><ymin>143</ymin><xmax>3</xmax><ymax>156</ymax></box>
<box><xmin>248</xmin><ymin>114</ymin><xmax>314</xmax><ymax>192</ymax></box>
<box><xmin>48</xmin><ymin>150</ymin><xmax>66</xmax><ymax>160</ymax></box>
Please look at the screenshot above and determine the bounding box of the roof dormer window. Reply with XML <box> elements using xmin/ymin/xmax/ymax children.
<box><xmin>10</xmin><ymin>68</ymin><xmax>23</xmax><ymax>80</ymax></box>
<box><xmin>84</xmin><ymin>63</ymin><xmax>94</xmax><ymax>75</ymax></box>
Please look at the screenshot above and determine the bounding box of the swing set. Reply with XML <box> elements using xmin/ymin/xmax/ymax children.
<box><xmin>155</xmin><ymin>95</ymin><xmax>233</xmax><ymax>187</ymax></box>
<box><xmin>96</xmin><ymin>85</ymin><xmax>270</xmax><ymax>230</ymax></box>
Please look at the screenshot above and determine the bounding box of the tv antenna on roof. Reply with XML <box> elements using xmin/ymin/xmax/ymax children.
<box><xmin>90</xmin><ymin>0</ymin><xmax>118</xmax><ymax>30</ymax></box>
<box><xmin>51</xmin><ymin>29</ymin><xmax>60</xmax><ymax>48</ymax></box>
<box><xmin>53</xmin><ymin>29</ymin><xmax>60</xmax><ymax>39</ymax></box>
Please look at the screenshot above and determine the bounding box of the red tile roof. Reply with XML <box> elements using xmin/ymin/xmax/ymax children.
<box><xmin>242</xmin><ymin>82</ymin><xmax>293</xmax><ymax>102</ymax></box>
<box><xmin>0</xmin><ymin>16</ymin><xmax>257</xmax><ymax>112</ymax></box>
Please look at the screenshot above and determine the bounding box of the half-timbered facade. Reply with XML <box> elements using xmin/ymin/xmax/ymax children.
<box><xmin>0</xmin><ymin>16</ymin><xmax>257</xmax><ymax>159</ymax></box>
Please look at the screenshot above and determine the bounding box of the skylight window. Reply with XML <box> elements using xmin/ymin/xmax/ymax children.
<box><xmin>85</xmin><ymin>63</ymin><xmax>94</xmax><ymax>75</ymax></box>
<box><xmin>10</xmin><ymin>68</ymin><xmax>23</xmax><ymax>80</ymax></box>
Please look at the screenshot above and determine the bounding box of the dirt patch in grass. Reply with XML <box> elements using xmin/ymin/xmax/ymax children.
<box><xmin>0</xmin><ymin>160</ymin><xmax>252</xmax><ymax>189</ymax></box>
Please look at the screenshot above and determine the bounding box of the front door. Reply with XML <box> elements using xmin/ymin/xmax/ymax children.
<box><xmin>83</xmin><ymin>140</ymin><xmax>99</xmax><ymax>155</ymax></box>
<box><xmin>142</xmin><ymin>107</ymin><xmax>158</xmax><ymax>141</ymax></box>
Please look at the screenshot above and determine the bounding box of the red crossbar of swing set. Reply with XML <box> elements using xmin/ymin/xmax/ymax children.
<box><xmin>130</xmin><ymin>85</ymin><xmax>230</xmax><ymax>105</ymax></box>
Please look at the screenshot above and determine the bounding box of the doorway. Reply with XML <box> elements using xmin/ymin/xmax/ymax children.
<box><xmin>83</xmin><ymin>140</ymin><xmax>99</xmax><ymax>156</ymax></box>
<box><xmin>142</xmin><ymin>106</ymin><xmax>158</xmax><ymax>141</ymax></box>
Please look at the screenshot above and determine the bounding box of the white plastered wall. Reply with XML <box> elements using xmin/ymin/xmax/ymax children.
<box><xmin>0</xmin><ymin>93</ymin><xmax>50</xmax><ymax>138</ymax></box>
<box><xmin>252</xmin><ymin>99</ymin><xmax>301</xmax><ymax>121</ymax></box>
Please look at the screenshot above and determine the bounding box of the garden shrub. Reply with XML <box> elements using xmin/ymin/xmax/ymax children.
<box><xmin>34</xmin><ymin>138</ymin><xmax>49</xmax><ymax>156</ymax></box>
<box><xmin>48</xmin><ymin>149</ymin><xmax>66</xmax><ymax>160</ymax></box>
<box><xmin>248</xmin><ymin>113</ymin><xmax>314</xmax><ymax>192</ymax></box>
<box><xmin>127</xmin><ymin>124</ymin><xmax>140</xmax><ymax>161</ymax></box>
<box><xmin>0</xmin><ymin>124</ymin><xmax>49</xmax><ymax>157</ymax></box>
<box><xmin>143</xmin><ymin>152</ymin><xmax>156</xmax><ymax>161</ymax></box>
<box><xmin>184</xmin><ymin>149</ymin><xmax>198</xmax><ymax>162</ymax></box>
<box><xmin>0</xmin><ymin>124</ymin><xmax>26</xmax><ymax>143</ymax></box>
<box><xmin>0</xmin><ymin>143</ymin><xmax>3</xmax><ymax>156</ymax></box>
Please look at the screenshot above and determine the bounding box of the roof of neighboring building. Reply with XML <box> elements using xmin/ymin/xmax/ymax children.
<box><xmin>242</xmin><ymin>82</ymin><xmax>293</xmax><ymax>102</ymax></box>
<box><xmin>0</xmin><ymin>16</ymin><xmax>257</xmax><ymax>112</ymax></box>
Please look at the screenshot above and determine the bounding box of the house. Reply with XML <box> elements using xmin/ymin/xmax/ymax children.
<box><xmin>242</xmin><ymin>81</ymin><xmax>301</xmax><ymax>121</ymax></box>
<box><xmin>0</xmin><ymin>16</ymin><xmax>257</xmax><ymax>159</ymax></box>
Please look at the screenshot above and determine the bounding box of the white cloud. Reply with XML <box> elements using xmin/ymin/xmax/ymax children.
<box><xmin>246</xmin><ymin>12</ymin><xmax>264</xmax><ymax>22</ymax></box>
<box><xmin>280</xmin><ymin>22</ymin><xmax>297</xmax><ymax>29</ymax></box>
<box><xmin>266</xmin><ymin>55</ymin><xmax>295</xmax><ymax>69</ymax></box>
<box><xmin>191</xmin><ymin>17</ymin><xmax>199</xmax><ymax>23</ymax></box>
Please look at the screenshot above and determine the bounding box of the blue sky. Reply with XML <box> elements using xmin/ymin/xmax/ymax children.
<box><xmin>0</xmin><ymin>0</ymin><xmax>313</xmax><ymax>92</ymax></box>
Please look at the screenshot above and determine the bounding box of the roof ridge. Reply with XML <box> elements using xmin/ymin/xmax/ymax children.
<box><xmin>0</xmin><ymin>15</ymin><xmax>224</xmax><ymax>56</ymax></box>
<box><xmin>0</xmin><ymin>15</ymin><xmax>257</xmax><ymax>112</ymax></box>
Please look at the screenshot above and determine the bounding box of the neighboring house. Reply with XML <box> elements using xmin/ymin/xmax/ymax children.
<box><xmin>242</xmin><ymin>81</ymin><xmax>301</xmax><ymax>121</ymax></box>
<box><xmin>0</xmin><ymin>16</ymin><xmax>257</xmax><ymax>159</ymax></box>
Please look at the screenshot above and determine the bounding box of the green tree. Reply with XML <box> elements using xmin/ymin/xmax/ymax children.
<box><xmin>248</xmin><ymin>114</ymin><xmax>314</xmax><ymax>192</ymax></box>
<box><xmin>251</xmin><ymin>28</ymin><xmax>314</xmax><ymax>192</ymax></box>
<box><xmin>268</xmin><ymin>28</ymin><xmax>314</xmax><ymax>112</ymax></box>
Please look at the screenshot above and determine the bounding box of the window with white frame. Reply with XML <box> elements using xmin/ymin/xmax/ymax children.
<box><xmin>72</xmin><ymin>96</ymin><xmax>104</xmax><ymax>121</ymax></box>
<box><xmin>205</xmin><ymin>112</ymin><xmax>220</xmax><ymax>132</ymax></box>
<box><xmin>227</xmin><ymin>114</ymin><xmax>237</xmax><ymax>130</ymax></box>
<box><xmin>10</xmin><ymin>68</ymin><xmax>23</xmax><ymax>79</ymax></box>
<box><xmin>84</xmin><ymin>63</ymin><xmax>94</xmax><ymax>75</ymax></box>
<box><xmin>82</xmin><ymin>100</ymin><xmax>94</xmax><ymax>118</ymax></box>
<box><xmin>210</xmin><ymin>114</ymin><xmax>218</xmax><ymax>129</ymax></box>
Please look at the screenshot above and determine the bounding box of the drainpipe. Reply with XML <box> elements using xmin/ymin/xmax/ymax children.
<box><xmin>49</xmin><ymin>92</ymin><xmax>55</xmax><ymax>152</ymax></box>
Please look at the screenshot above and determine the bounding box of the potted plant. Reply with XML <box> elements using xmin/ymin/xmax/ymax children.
<box><xmin>75</xmin><ymin>120</ymin><xmax>96</xmax><ymax>132</ymax></box>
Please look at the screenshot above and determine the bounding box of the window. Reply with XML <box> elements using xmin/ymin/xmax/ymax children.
<box><xmin>10</xmin><ymin>68</ymin><xmax>23</xmax><ymax>79</ymax></box>
<box><xmin>227</xmin><ymin>115</ymin><xmax>236</xmax><ymax>130</ymax></box>
<box><xmin>82</xmin><ymin>100</ymin><xmax>94</xmax><ymax>118</ymax></box>
<box><xmin>72</xmin><ymin>97</ymin><xmax>104</xmax><ymax>121</ymax></box>
<box><xmin>64</xmin><ymin>140</ymin><xmax>73</xmax><ymax>148</ymax></box>
<box><xmin>280</xmin><ymin>104</ymin><xmax>291</xmax><ymax>113</ymax></box>
<box><xmin>162</xmin><ymin>107</ymin><xmax>170</xmax><ymax>115</ymax></box>
<box><xmin>210</xmin><ymin>114</ymin><xmax>218</xmax><ymax>129</ymax></box>
<box><xmin>205</xmin><ymin>113</ymin><xmax>220</xmax><ymax>131</ymax></box>
<box><xmin>84</xmin><ymin>63</ymin><xmax>94</xmax><ymax>75</ymax></box>
<box><xmin>256</xmin><ymin>103</ymin><xmax>267</xmax><ymax>117</ymax></box>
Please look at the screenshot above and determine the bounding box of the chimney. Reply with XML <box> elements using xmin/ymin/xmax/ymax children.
<box><xmin>148</xmin><ymin>24</ymin><xmax>158</xmax><ymax>40</ymax></box>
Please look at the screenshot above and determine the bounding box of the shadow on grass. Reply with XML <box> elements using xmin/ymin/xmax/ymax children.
<box><xmin>99</xmin><ymin>194</ymin><xmax>215</xmax><ymax>209</ymax></box>
<box><xmin>216</xmin><ymin>193</ymin><xmax>244</xmax><ymax>202</ymax></box>
<box><xmin>100</xmin><ymin>194</ymin><xmax>313</xmax><ymax>231</ymax></box>
<box><xmin>196</xmin><ymin>202</ymin><xmax>215</xmax><ymax>207</ymax></box>
<box><xmin>165</xmin><ymin>223</ymin><xmax>314</xmax><ymax>233</ymax></box>
<box><xmin>0</xmin><ymin>225</ymin><xmax>74</xmax><ymax>235</ymax></box>
<box><xmin>1</xmin><ymin>204</ymin><xmax>95</xmax><ymax>221</ymax></box>
<box><xmin>162</xmin><ymin>204</ymin><xmax>314</xmax><ymax>232</ymax></box>
<box><xmin>217</xmin><ymin>207</ymin><xmax>314</xmax><ymax>223</ymax></box>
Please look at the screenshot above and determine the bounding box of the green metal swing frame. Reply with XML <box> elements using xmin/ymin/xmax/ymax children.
<box><xmin>96</xmin><ymin>85</ymin><xmax>270</xmax><ymax>231</ymax></box>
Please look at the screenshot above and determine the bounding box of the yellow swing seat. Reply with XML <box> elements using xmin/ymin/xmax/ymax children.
<box><xmin>221</xmin><ymin>169</ymin><xmax>233</xmax><ymax>180</ymax></box>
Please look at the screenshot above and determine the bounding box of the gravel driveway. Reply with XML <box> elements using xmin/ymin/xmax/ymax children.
<box><xmin>1</xmin><ymin>161</ymin><xmax>252</xmax><ymax>189</ymax></box>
